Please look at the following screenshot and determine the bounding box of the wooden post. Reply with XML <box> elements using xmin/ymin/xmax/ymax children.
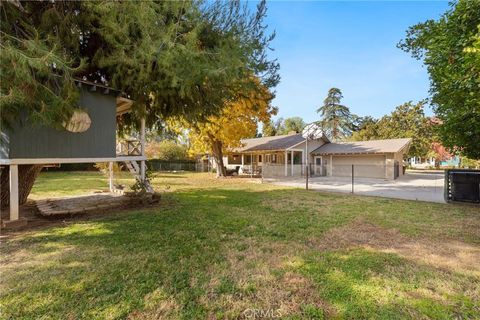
<box><xmin>9</xmin><ymin>165</ymin><xmax>19</xmax><ymax>221</ymax></box>
<box><xmin>351</xmin><ymin>164</ymin><xmax>354</xmax><ymax>193</ymax></box>
<box><xmin>109</xmin><ymin>162</ymin><xmax>114</xmax><ymax>192</ymax></box>
<box><xmin>329</xmin><ymin>155</ymin><xmax>333</xmax><ymax>176</ymax></box>
<box><xmin>140</xmin><ymin>116</ymin><xmax>146</xmax><ymax>182</ymax></box>
<box><xmin>251</xmin><ymin>153</ymin><xmax>253</xmax><ymax>178</ymax></box>
<box><xmin>291</xmin><ymin>150</ymin><xmax>294</xmax><ymax>176</ymax></box>
<box><xmin>284</xmin><ymin>151</ymin><xmax>288</xmax><ymax>176</ymax></box>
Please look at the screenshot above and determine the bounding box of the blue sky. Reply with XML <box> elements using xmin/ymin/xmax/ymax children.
<box><xmin>259</xmin><ymin>1</ymin><xmax>450</xmax><ymax>122</ymax></box>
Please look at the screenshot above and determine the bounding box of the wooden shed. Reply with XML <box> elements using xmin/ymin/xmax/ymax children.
<box><xmin>0</xmin><ymin>79</ymin><xmax>150</xmax><ymax>223</ymax></box>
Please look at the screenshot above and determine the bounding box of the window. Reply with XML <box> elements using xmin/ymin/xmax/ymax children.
<box><xmin>272</xmin><ymin>154</ymin><xmax>277</xmax><ymax>163</ymax></box>
<box><xmin>258</xmin><ymin>155</ymin><xmax>262</xmax><ymax>162</ymax></box>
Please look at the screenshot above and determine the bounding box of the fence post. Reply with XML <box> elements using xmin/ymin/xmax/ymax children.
<box><xmin>351</xmin><ymin>164</ymin><xmax>354</xmax><ymax>194</ymax></box>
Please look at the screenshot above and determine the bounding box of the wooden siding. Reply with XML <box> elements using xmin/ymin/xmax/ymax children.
<box><xmin>1</xmin><ymin>89</ymin><xmax>116</xmax><ymax>159</ymax></box>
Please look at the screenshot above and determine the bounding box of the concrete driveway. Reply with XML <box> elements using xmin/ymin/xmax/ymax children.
<box><xmin>267</xmin><ymin>171</ymin><xmax>445</xmax><ymax>203</ymax></box>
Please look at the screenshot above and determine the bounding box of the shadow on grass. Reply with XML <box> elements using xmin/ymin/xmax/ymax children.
<box><xmin>2</xmin><ymin>186</ymin><xmax>479</xmax><ymax>319</ymax></box>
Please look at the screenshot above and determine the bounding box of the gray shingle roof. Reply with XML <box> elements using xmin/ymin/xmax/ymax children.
<box><xmin>312</xmin><ymin>138</ymin><xmax>412</xmax><ymax>155</ymax></box>
<box><xmin>233</xmin><ymin>133</ymin><xmax>306</xmax><ymax>152</ymax></box>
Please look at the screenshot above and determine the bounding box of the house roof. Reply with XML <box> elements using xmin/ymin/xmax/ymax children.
<box><xmin>311</xmin><ymin>138</ymin><xmax>412</xmax><ymax>155</ymax></box>
<box><xmin>233</xmin><ymin>133</ymin><xmax>308</xmax><ymax>153</ymax></box>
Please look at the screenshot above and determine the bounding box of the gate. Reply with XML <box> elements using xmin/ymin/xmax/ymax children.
<box><xmin>444</xmin><ymin>169</ymin><xmax>480</xmax><ymax>203</ymax></box>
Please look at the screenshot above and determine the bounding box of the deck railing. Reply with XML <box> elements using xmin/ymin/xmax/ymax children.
<box><xmin>116</xmin><ymin>139</ymin><xmax>142</xmax><ymax>156</ymax></box>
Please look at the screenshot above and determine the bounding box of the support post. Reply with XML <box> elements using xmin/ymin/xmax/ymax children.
<box><xmin>109</xmin><ymin>162</ymin><xmax>114</xmax><ymax>192</ymax></box>
<box><xmin>329</xmin><ymin>155</ymin><xmax>333</xmax><ymax>176</ymax></box>
<box><xmin>9</xmin><ymin>164</ymin><xmax>19</xmax><ymax>221</ymax></box>
<box><xmin>285</xmin><ymin>151</ymin><xmax>288</xmax><ymax>176</ymax></box>
<box><xmin>291</xmin><ymin>150</ymin><xmax>294</xmax><ymax>176</ymax></box>
<box><xmin>305</xmin><ymin>138</ymin><xmax>308</xmax><ymax>190</ymax></box>
<box><xmin>251</xmin><ymin>153</ymin><xmax>253</xmax><ymax>178</ymax></box>
<box><xmin>140</xmin><ymin>116</ymin><xmax>146</xmax><ymax>182</ymax></box>
<box><xmin>351</xmin><ymin>164</ymin><xmax>354</xmax><ymax>193</ymax></box>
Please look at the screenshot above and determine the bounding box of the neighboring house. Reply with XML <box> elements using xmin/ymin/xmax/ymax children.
<box><xmin>0</xmin><ymin>79</ymin><xmax>150</xmax><ymax>223</ymax></box>
<box><xmin>408</xmin><ymin>141</ymin><xmax>460</xmax><ymax>169</ymax></box>
<box><xmin>222</xmin><ymin>133</ymin><xmax>411</xmax><ymax>180</ymax></box>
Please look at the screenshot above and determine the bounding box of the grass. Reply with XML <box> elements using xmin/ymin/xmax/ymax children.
<box><xmin>1</xmin><ymin>171</ymin><xmax>479</xmax><ymax>319</ymax></box>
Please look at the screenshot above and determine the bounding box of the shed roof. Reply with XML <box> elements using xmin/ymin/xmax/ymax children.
<box><xmin>74</xmin><ymin>79</ymin><xmax>133</xmax><ymax>116</ymax></box>
<box><xmin>312</xmin><ymin>138</ymin><xmax>411</xmax><ymax>155</ymax></box>
<box><xmin>233</xmin><ymin>133</ymin><xmax>328</xmax><ymax>153</ymax></box>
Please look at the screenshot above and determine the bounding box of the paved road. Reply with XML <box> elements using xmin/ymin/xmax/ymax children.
<box><xmin>267</xmin><ymin>171</ymin><xmax>445</xmax><ymax>203</ymax></box>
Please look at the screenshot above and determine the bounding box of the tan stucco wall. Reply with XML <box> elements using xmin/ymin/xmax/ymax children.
<box><xmin>385</xmin><ymin>151</ymin><xmax>406</xmax><ymax>179</ymax></box>
<box><xmin>329</xmin><ymin>154</ymin><xmax>387</xmax><ymax>179</ymax></box>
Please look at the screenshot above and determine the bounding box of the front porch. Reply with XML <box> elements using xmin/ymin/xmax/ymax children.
<box><xmin>225</xmin><ymin>149</ymin><xmax>314</xmax><ymax>178</ymax></box>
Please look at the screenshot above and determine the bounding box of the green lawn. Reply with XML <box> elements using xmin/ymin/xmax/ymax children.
<box><xmin>1</xmin><ymin>171</ymin><xmax>479</xmax><ymax>319</ymax></box>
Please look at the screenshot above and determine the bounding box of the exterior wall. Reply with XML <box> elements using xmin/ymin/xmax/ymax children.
<box><xmin>292</xmin><ymin>139</ymin><xmax>326</xmax><ymax>164</ymax></box>
<box><xmin>386</xmin><ymin>152</ymin><xmax>405</xmax><ymax>179</ymax></box>
<box><xmin>1</xmin><ymin>89</ymin><xmax>116</xmax><ymax>159</ymax></box>
<box><xmin>329</xmin><ymin>154</ymin><xmax>387</xmax><ymax>179</ymax></box>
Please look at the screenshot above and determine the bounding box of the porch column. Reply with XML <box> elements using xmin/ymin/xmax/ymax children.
<box><xmin>251</xmin><ymin>153</ymin><xmax>253</xmax><ymax>178</ymax></box>
<box><xmin>329</xmin><ymin>155</ymin><xmax>333</xmax><ymax>176</ymax></box>
<box><xmin>241</xmin><ymin>154</ymin><xmax>244</xmax><ymax>166</ymax></box>
<box><xmin>291</xmin><ymin>150</ymin><xmax>294</xmax><ymax>176</ymax></box>
<box><xmin>140</xmin><ymin>116</ymin><xmax>146</xmax><ymax>182</ymax></box>
<box><xmin>284</xmin><ymin>151</ymin><xmax>288</xmax><ymax>176</ymax></box>
<box><xmin>9</xmin><ymin>164</ymin><xmax>19</xmax><ymax>221</ymax></box>
<box><xmin>109</xmin><ymin>162</ymin><xmax>114</xmax><ymax>192</ymax></box>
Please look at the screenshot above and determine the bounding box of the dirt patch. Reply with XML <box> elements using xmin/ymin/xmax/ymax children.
<box><xmin>312</xmin><ymin>219</ymin><xmax>480</xmax><ymax>276</ymax></box>
<box><xmin>0</xmin><ymin>195</ymin><xmax>177</xmax><ymax>236</ymax></box>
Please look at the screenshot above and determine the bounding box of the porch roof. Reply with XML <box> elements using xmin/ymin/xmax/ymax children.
<box><xmin>232</xmin><ymin>133</ymin><xmax>306</xmax><ymax>153</ymax></box>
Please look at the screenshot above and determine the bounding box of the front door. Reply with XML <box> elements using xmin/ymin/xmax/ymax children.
<box><xmin>314</xmin><ymin>156</ymin><xmax>323</xmax><ymax>176</ymax></box>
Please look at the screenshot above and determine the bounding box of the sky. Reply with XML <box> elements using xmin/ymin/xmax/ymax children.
<box><xmin>257</xmin><ymin>0</ymin><xmax>450</xmax><ymax>123</ymax></box>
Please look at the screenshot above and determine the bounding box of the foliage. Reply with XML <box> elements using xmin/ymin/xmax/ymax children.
<box><xmin>262</xmin><ymin>116</ymin><xmax>306</xmax><ymax>136</ymax></box>
<box><xmin>262</xmin><ymin>117</ymin><xmax>284</xmax><ymax>136</ymax></box>
<box><xmin>351</xmin><ymin>101</ymin><xmax>436</xmax><ymax>157</ymax></box>
<box><xmin>145</xmin><ymin>140</ymin><xmax>189</xmax><ymax>161</ymax></box>
<box><xmin>280</xmin><ymin>117</ymin><xmax>306</xmax><ymax>134</ymax></box>
<box><xmin>185</xmin><ymin>79</ymin><xmax>276</xmax><ymax>176</ymax></box>
<box><xmin>94</xmin><ymin>162</ymin><xmax>122</xmax><ymax>175</ymax></box>
<box><xmin>1</xmin><ymin>0</ymin><xmax>279</xmax><ymax>132</ymax></box>
<box><xmin>317</xmin><ymin>88</ymin><xmax>356</xmax><ymax>140</ymax></box>
<box><xmin>460</xmin><ymin>157</ymin><xmax>480</xmax><ymax>169</ymax></box>
<box><xmin>399</xmin><ymin>0</ymin><xmax>480</xmax><ymax>159</ymax></box>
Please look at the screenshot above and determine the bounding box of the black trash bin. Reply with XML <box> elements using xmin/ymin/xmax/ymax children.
<box><xmin>446</xmin><ymin>170</ymin><xmax>480</xmax><ymax>203</ymax></box>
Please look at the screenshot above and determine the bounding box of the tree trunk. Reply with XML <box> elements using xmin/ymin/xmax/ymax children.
<box><xmin>211</xmin><ymin>140</ymin><xmax>227</xmax><ymax>178</ymax></box>
<box><xmin>0</xmin><ymin>165</ymin><xmax>43</xmax><ymax>209</ymax></box>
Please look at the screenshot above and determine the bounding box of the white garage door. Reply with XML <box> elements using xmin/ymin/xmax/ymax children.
<box><xmin>332</xmin><ymin>155</ymin><xmax>385</xmax><ymax>179</ymax></box>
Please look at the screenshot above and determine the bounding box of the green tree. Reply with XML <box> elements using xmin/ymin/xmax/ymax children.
<box><xmin>399</xmin><ymin>0</ymin><xmax>480</xmax><ymax>159</ymax></box>
<box><xmin>145</xmin><ymin>140</ymin><xmax>188</xmax><ymax>161</ymax></box>
<box><xmin>351</xmin><ymin>101</ymin><xmax>436</xmax><ymax>157</ymax></box>
<box><xmin>262</xmin><ymin>117</ymin><xmax>284</xmax><ymax>137</ymax></box>
<box><xmin>279</xmin><ymin>117</ymin><xmax>306</xmax><ymax>134</ymax></box>
<box><xmin>317</xmin><ymin>88</ymin><xmax>355</xmax><ymax>140</ymax></box>
<box><xmin>0</xmin><ymin>0</ymin><xmax>279</xmax><ymax>206</ymax></box>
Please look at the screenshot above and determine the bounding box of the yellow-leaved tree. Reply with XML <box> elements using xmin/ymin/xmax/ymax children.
<box><xmin>184</xmin><ymin>80</ymin><xmax>276</xmax><ymax>177</ymax></box>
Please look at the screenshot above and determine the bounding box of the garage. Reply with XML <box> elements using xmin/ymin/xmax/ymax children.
<box><xmin>331</xmin><ymin>154</ymin><xmax>386</xmax><ymax>179</ymax></box>
<box><xmin>311</xmin><ymin>138</ymin><xmax>411</xmax><ymax>180</ymax></box>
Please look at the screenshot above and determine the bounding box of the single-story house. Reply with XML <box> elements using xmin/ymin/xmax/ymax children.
<box><xmin>223</xmin><ymin>132</ymin><xmax>411</xmax><ymax>180</ymax></box>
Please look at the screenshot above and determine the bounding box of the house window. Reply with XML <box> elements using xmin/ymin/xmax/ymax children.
<box><xmin>272</xmin><ymin>154</ymin><xmax>277</xmax><ymax>163</ymax></box>
<box><xmin>258</xmin><ymin>155</ymin><xmax>262</xmax><ymax>162</ymax></box>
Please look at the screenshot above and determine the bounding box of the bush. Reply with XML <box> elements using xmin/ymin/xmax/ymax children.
<box><xmin>145</xmin><ymin>140</ymin><xmax>189</xmax><ymax>161</ymax></box>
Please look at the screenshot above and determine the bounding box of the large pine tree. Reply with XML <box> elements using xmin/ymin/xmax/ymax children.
<box><xmin>317</xmin><ymin>88</ymin><xmax>355</xmax><ymax>140</ymax></box>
